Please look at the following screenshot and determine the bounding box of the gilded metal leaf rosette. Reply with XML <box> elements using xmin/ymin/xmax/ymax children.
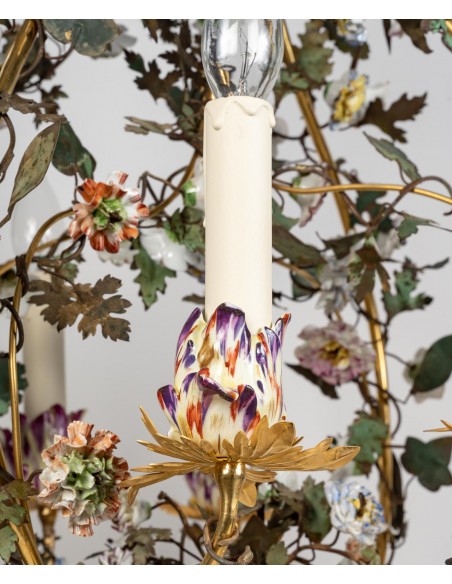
<box><xmin>124</xmin><ymin>303</ymin><xmax>359</xmax><ymax>506</ymax></box>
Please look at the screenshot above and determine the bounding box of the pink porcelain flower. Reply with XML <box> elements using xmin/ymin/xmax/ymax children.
<box><xmin>295</xmin><ymin>321</ymin><xmax>375</xmax><ymax>385</ymax></box>
<box><xmin>0</xmin><ymin>404</ymin><xmax>84</xmax><ymax>488</ymax></box>
<box><xmin>38</xmin><ymin>421</ymin><xmax>130</xmax><ymax>536</ymax></box>
<box><xmin>68</xmin><ymin>171</ymin><xmax>149</xmax><ymax>253</ymax></box>
<box><xmin>157</xmin><ymin>303</ymin><xmax>290</xmax><ymax>451</ymax></box>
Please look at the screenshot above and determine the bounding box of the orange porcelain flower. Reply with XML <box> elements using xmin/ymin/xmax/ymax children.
<box><xmin>68</xmin><ymin>171</ymin><xmax>149</xmax><ymax>253</ymax></box>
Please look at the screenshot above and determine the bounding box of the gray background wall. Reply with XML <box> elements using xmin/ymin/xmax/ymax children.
<box><xmin>0</xmin><ymin>19</ymin><xmax>451</xmax><ymax>564</ymax></box>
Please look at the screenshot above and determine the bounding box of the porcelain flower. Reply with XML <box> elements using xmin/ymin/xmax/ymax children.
<box><xmin>69</xmin><ymin>171</ymin><xmax>149</xmax><ymax>253</ymax></box>
<box><xmin>292</xmin><ymin>173</ymin><xmax>326</xmax><ymax>227</ymax></box>
<box><xmin>374</xmin><ymin>228</ymin><xmax>401</xmax><ymax>259</ymax></box>
<box><xmin>140</xmin><ymin>227</ymin><xmax>196</xmax><ymax>271</ymax></box>
<box><xmin>295</xmin><ymin>321</ymin><xmax>375</xmax><ymax>385</ymax></box>
<box><xmin>115</xmin><ymin>489</ymin><xmax>152</xmax><ymax>532</ymax></box>
<box><xmin>182</xmin><ymin>157</ymin><xmax>205</xmax><ymax>211</ymax></box>
<box><xmin>316</xmin><ymin>253</ymin><xmax>354</xmax><ymax>315</ymax></box>
<box><xmin>325</xmin><ymin>481</ymin><xmax>387</xmax><ymax>545</ymax></box>
<box><xmin>336</xmin><ymin>20</ymin><xmax>367</xmax><ymax>46</ymax></box>
<box><xmin>0</xmin><ymin>404</ymin><xmax>84</xmax><ymax>487</ymax></box>
<box><xmin>325</xmin><ymin>71</ymin><xmax>386</xmax><ymax>127</ymax></box>
<box><xmin>38</xmin><ymin>421</ymin><xmax>130</xmax><ymax>536</ymax></box>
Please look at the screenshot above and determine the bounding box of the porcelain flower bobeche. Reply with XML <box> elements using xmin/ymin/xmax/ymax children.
<box><xmin>124</xmin><ymin>303</ymin><xmax>359</xmax><ymax>506</ymax></box>
<box><xmin>158</xmin><ymin>303</ymin><xmax>289</xmax><ymax>447</ymax></box>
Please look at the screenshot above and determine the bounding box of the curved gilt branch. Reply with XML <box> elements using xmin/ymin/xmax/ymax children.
<box><xmin>7</xmin><ymin>209</ymin><xmax>71</xmax><ymax>566</ymax></box>
<box><xmin>272</xmin><ymin>180</ymin><xmax>452</xmax><ymax>206</ymax></box>
<box><xmin>282</xmin><ymin>23</ymin><xmax>350</xmax><ymax>231</ymax></box>
<box><xmin>282</xmin><ymin>21</ymin><xmax>395</xmax><ymax>562</ymax></box>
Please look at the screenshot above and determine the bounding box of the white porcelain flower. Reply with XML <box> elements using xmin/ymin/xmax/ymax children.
<box><xmin>140</xmin><ymin>227</ymin><xmax>191</xmax><ymax>271</ymax></box>
<box><xmin>316</xmin><ymin>253</ymin><xmax>354</xmax><ymax>315</ymax></box>
<box><xmin>275</xmin><ymin>471</ymin><xmax>303</xmax><ymax>491</ymax></box>
<box><xmin>336</xmin><ymin>20</ymin><xmax>368</xmax><ymax>46</ymax></box>
<box><xmin>157</xmin><ymin>303</ymin><xmax>290</xmax><ymax>448</ymax></box>
<box><xmin>374</xmin><ymin>228</ymin><xmax>401</xmax><ymax>259</ymax></box>
<box><xmin>292</xmin><ymin>173</ymin><xmax>326</xmax><ymax>227</ymax></box>
<box><xmin>116</xmin><ymin>489</ymin><xmax>152</xmax><ymax>531</ymax></box>
<box><xmin>182</xmin><ymin>158</ymin><xmax>205</xmax><ymax>211</ymax></box>
<box><xmin>325</xmin><ymin>481</ymin><xmax>387</xmax><ymax>545</ymax></box>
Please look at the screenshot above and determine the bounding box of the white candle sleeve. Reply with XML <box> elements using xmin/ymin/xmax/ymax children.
<box><xmin>22</xmin><ymin>301</ymin><xmax>66</xmax><ymax>419</ymax></box>
<box><xmin>204</xmin><ymin>96</ymin><xmax>275</xmax><ymax>334</ymax></box>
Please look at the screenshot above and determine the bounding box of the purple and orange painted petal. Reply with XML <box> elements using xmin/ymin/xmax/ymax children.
<box><xmin>176</xmin><ymin>307</ymin><xmax>202</xmax><ymax>357</ymax></box>
<box><xmin>157</xmin><ymin>384</ymin><xmax>180</xmax><ymax>430</ymax></box>
<box><xmin>197</xmin><ymin>370</ymin><xmax>237</xmax><ymax>401</ymax></box>
<box><xmin>212</xmin><ymin>303</ymin><xmax>251</xmax><ymax>361</ymax></box>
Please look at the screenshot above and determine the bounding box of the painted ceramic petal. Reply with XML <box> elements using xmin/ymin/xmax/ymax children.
<box><xmin>158</xmin><ymin>303</ymin><xmax>290</xmax><ymax>451</ymax></box>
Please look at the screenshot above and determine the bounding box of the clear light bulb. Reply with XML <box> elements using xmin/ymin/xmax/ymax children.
<box><xmin>202</xmin><ymin>19</ymin><xmax>283</xmax><ymax>99</ymax></box>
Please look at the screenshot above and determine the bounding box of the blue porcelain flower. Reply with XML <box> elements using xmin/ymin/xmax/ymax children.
<box><xmin>325</xmin><ymin>481</ymin><xmax>387</xmax><ymax>545</ymax></box>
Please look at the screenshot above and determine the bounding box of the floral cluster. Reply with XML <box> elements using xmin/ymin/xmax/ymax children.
<box><xmin>38</xmin><ymin>421</ymin><xmax>130</xmax><ymax>536</ymax></box>
<box><xmin>69</xmin><ymin>171</ymin><xmax>149</xmax><ymax>253</ymax></box>
<box><xmin>295</xmin><ymin>321</ymin><xmax>375</xmax><ymax>385</ymax></box>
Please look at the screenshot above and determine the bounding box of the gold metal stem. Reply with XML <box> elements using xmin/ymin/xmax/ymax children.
<box><xmin>7</xmin><ymin>209</ymin><xmax>70</xmax><ymax>565</ymax></box>
<box><xmin>282</xmin><ymin>22</ymin><xmax>350</xmax><ymax>232</ymax></box>
<box><xmin>201</xmin><ymin>461</ymin><xmax>246</xmax><ymax>565</ymax></box>
<box><xmin>0</xmin><ymin>440</ymin><xmax>7</xmax><ymax>470</ymax></box>
<box><xmin>38</xmin><ymin>505</ymin><xmax>58</xmax><ymax>564</ymax></box>
<box><xmin>365</xmin><ymin>293</ymin><xmax>392</xmax><ymax>549</ymax></box>
<box><xmin>0</xmin><ymin>237</ymin><xmax>69</xmax><ymax>279</ymax></box>
<box><xmin>0</xmin><ymin>20</ymin><xmax>38</xmax><ymax>93</ymax></box>
<box><xmin>273</xmin><ymin>180</ymin><xmax>452</xmax><ymax>206</ymax></box>
<box><xmin>282</xmin><ymin>21</ymin><xmax>392</xmax><ymax>561</ymax></box>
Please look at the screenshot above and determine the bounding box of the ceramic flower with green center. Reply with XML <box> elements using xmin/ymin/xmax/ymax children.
<box><xmin>295</xmin><ymin>321</ymin><xmax>374</xmax><ymax>385</ymax></box>
<box><xmin>38</xmin><ymin>420</ymin><xmax>130</xmax><ymax>536</ymax></box>
<box><xmin>68</xmin><ymin>171</ymin><xmax>149</xmax><ymax>253</ymax></box>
